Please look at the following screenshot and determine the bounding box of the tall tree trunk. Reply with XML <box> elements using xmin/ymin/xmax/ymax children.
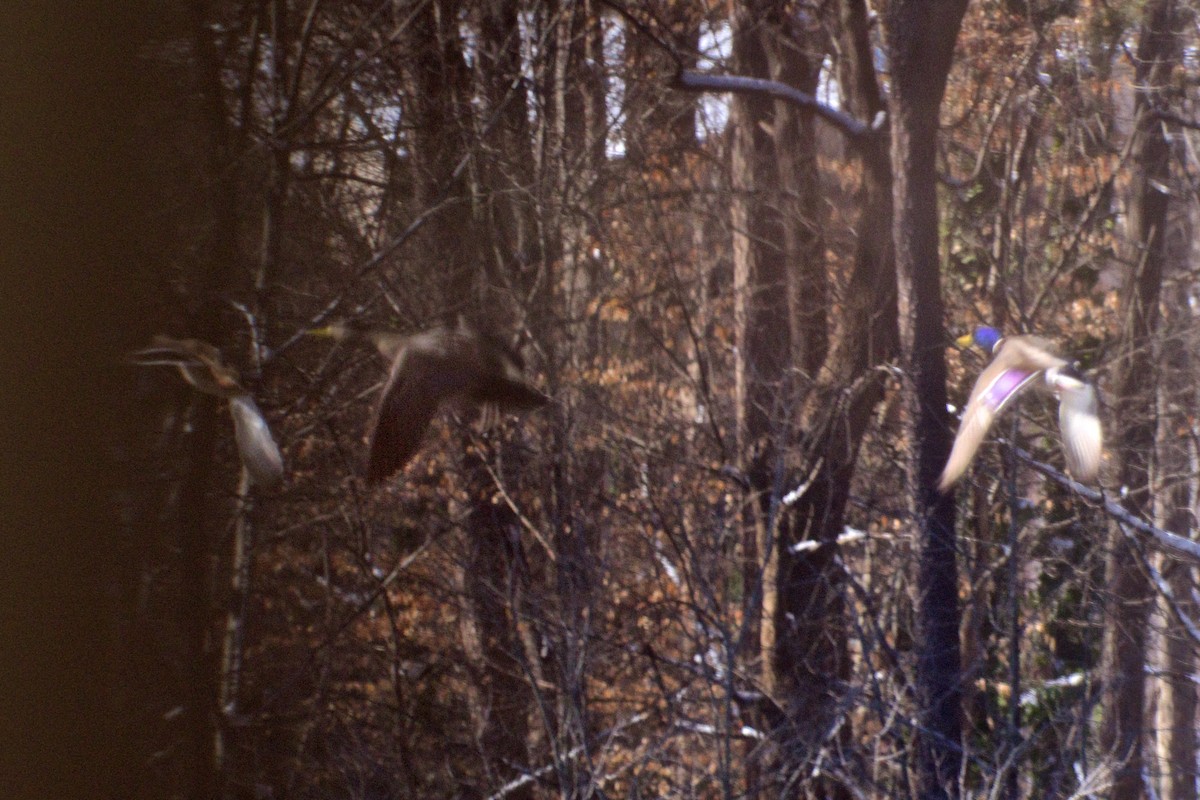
<box><xmin>882</xmin><ymin>2</ymin><xmax>968</xmax><ymax>797</ymax></box>
<box><xmin>729</xmin><ymin>6</ymin><xmax>788</xmax><ymax>714</ymax></box>
<box><xmin>773</xmin><ymin>3</ymin><xmax>900</xmax><ymax>798</ymax></box>
<box><xmin>405</xmin><ymin>3</ymin><xmax>539</xmax><ymax>792</ymax></box>
<box><xmin>729</xmin><ymin>0</ymin><xmax>800</xmax><ymax>741</ymax></box>
<box><xmin>715</xmin><ymin>2</ymin><xmax>899</xmax><ymax>795</ymax></box>
<box><xmin>473</xmin><ymin>0</ymin><xmax>540</xmax><ymax>294</ymax></box>
<box><xmin>1153</xmin><ymin>280</ymin><xmax>1195</xmax><ymax>800</ymax></box>
<box><xmin>458</xmin><ymin>450</ymin><xmax>534</xmax><ymax>800</ymax></box>
<box><xmin>729</xmin><ymin>3</ymin><xmax>894</xmax><ymax>797</ymax></box>
<box><xmin>403</xmin><ymin>0</ymin><xmax>476</xmax><ymax>317</ymax></box>
<box><xmin>182</xmin><ymin>4</ymin><xmax>247</xmax><ymax>797</ymax></box>
<box><xmin>1099</xmin><ymin>3</ymin><xmax>1178</xmax><ymax>799</ymax></box>
<box><xmin>538</xmin><ymin>2</ymin><xmax>607</xmax><ymax>791</ymax></box>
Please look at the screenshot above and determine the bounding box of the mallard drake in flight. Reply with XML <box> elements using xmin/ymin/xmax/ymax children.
<box><xmin>130</xmin><ymin>335</ymin><xmax>285</xmax><ymax>489</ymax></box>
<box><xmin>360</xmin><ymin>322</ymin><xmax>549</xmax><ymax>484</ymax></box>
<box><xmin>938</xmin><ymin>326</ymin><xmax>1102</xmax><ymax>492</ymax></box>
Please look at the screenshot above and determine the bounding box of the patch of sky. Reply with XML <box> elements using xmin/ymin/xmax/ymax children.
<box><xmin>695</xmin><ymin>20</ymin><xmax>731</xmax><ymax>139</ymax></box>
<box><xmin>605</xmin><ymin>13</ymin><xmax>627</xmax><ymax>157</ymax></box>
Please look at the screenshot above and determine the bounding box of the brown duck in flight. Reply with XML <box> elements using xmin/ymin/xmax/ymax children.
<box><xmin>130</xmin><ymin>335</ymin><xmax>285</xmax><ymax>489</ymax></box>
<box><xmin>311</xmin><ymin>320</ymin><xmax>549</xmax><ymax>483</ymax></box>
<box><xmin>938</xmin><ymin>326</ymin><xmax>1102</xmax><ymax>492</ymax></box>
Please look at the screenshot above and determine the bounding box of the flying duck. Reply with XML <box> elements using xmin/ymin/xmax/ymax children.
<box><xmin>310</xmin><ymin>320</ymin><xmax>549</xmax><ymax>483</ymax></box>
<box><xmin>130</xmin><ymin>335</ymin><xmax>285</xmax><ymax>489</ymax></box>
<box><xmin>938</xmin><ymin>326</ymin><xmax>1102</xmax><ymax>491</ymax></box>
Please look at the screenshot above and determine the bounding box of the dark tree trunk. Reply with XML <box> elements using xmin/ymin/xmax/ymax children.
<box><xmin>772</xmin><ymin>4</ymin><xmax>898</xmax><ymax>799</ymax></box>
<box><xmin>1099</xmin><ymin>2</ymin><xmax>1179</xmax><ymax>798</ymax></box>
<box><xmin>473</xmin><ymin>0</ymin><xmax>541</xmax><ymax>291</ymax></box>
<box><xmin>403</xmin><ymin>4</ymin><xmax>540</xmax><ymax>792</ymax></box>
<box><xmin>182</xmin><ymin>4</ymin><xmax>247</xmax><ymax>797</ymax></box>
<box><xmin>730</xmin><ymin>1</ymin><xmax>796</xmax><ymax>482</ymax></box>
<box><xmin>729</xmin><ymin>4</ymin><xmax>825</xmax><ymax>796</ymax></box>
<box><xmin>1153</xmin><ymin>174</ymin><xmax>1197</xmax><ymax>796</ymax></box>
<box><xmin>723</xmin><ymin>2</ymin><xmax>904</xmax><ymax>797</ymax></box>
<box><xmin>461</xmin><ymin>450</ymin><xmax>534</xmax><ymax>800</ymax></box>
<box><xmin>403</xmin><ymin>0</ymin><xmax>477</xmax><ymax>317</ymax></box>
<box><xmin>882</xmin><ymin>2</ymin><xmax>968</xmax><ymax>797</ymax></box>
<box><xmin>1155</xmin><ymin>292</ymin><xmax>1196</xmax><ymax>800</ymax></box>
<box><xmin>179</xmin><ymin>399</ymin><xmax>220</xmax><ymax>800</ymax></box>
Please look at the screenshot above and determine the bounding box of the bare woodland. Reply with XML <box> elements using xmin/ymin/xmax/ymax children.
<box><xmin>100</xmin><ymin>0</ymin><xmax>1200</xmax><ymax>798</ymax></box>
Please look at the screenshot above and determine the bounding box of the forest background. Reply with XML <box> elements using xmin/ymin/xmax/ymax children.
<box><xmin>5</xmin><ymin>1</ymin><xmax>1200</xmax><ymax>799</ymax></box>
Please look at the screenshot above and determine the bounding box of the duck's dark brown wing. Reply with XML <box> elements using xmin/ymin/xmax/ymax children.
<box><xmin>365</xmin><ymin>340</ymin><xmax>468</xmax><ymax>483</ymax></box>
<box><xmin>365</xmin><ymin>329</ymin><xmax>549</xmax><ymax>483</ymax></box>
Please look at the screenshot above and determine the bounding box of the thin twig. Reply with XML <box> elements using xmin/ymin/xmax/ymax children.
<box><xmin>480</xmin><ymin>456</ymin><xmax>558</xmax><ymax>562</ymax></box>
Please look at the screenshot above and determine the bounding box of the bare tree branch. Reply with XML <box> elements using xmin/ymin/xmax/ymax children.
<box><xmin>1006</xmin><ymin>443</ymin><xmax>1200</xmax><ymax>565</ymax></box>
<box><xmin>1151</xmin><ymin>108</ymin><xmax>1200</xmax><ymax>131</ymax></box>
<box><xmin>672</xmin><ymin>69</ymin><xmax>884</xmax><ymax>144</ymax></box>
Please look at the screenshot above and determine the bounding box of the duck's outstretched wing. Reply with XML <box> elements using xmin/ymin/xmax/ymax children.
<box><xmin>365</xmin><ymin>329</ymin><xmax>549</xmax><ymax>484</ymax></box>
<box><xmin>938</xmin><ymin>363</ymin><xmax>1042</xmax><ymax>491</ymax></box>
<box><xmin>129</xmin><ymin>336</ymin><xmax>239</xmax><ymax>397</ymax></box>
<box><xmin>228</xmin><ymin>394</ymin><xmax>285</xmax><ymax>489</ymax></box>
<box><xmin>1053</xmin><ymin>373</ymin><xmax>1102</xmax><ymax>483</ymax></box>
<box><xmin>365</xmin><ymin>338</ymin><xmax>468</xmax><ymax>483</ymax></box>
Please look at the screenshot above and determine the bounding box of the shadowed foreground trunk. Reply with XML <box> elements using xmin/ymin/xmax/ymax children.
<box><xmin>883</xmin><ymin>2</ymin><xmax>968</xmax><ymax>796</ymax></box>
